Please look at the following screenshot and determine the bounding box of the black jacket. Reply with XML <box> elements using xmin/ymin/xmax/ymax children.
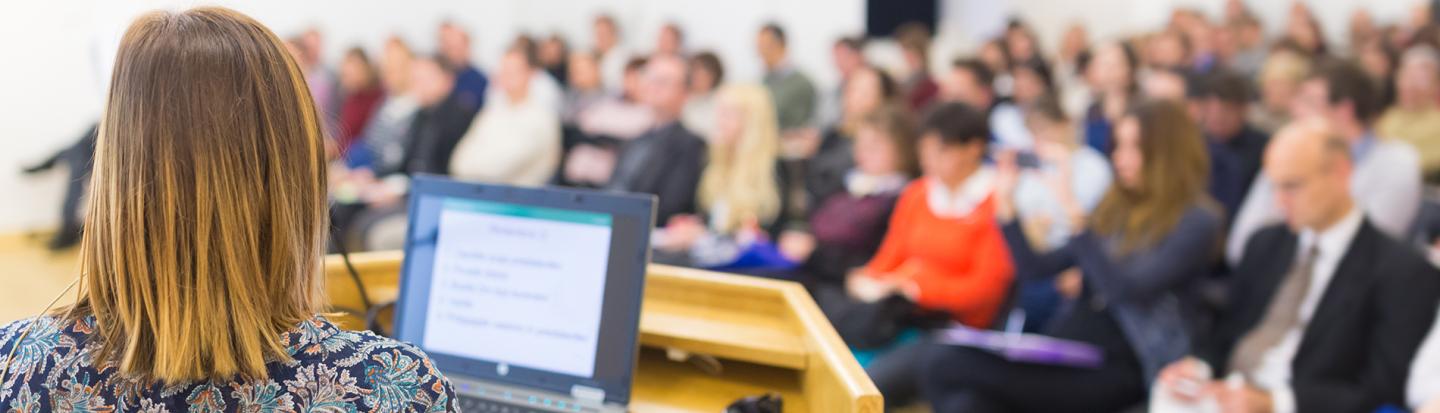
<box><xmin>1199</xmin><ymin>220</ymin><xmax>1440</xmax><ymax>413</ymax></box>
<box><xmin>399</xmin><ymin>92</ymin><xmax>476</xmax><ymax>177</ymax></box>
<box><xmin>606</xmin><ymin>122</ymin><xmax>707</xmax><ymax>223</ymax></box>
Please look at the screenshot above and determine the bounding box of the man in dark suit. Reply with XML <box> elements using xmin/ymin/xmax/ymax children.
<box><xmin>1154</xmin><ymin>119</ymin><xmax>1440</xmax><ymax>413</ymax></box>
<box><xmin>401</xmin><ymin>55</ymin><xmax>478</xmax><ymax>178</ymax></box>
<box><xmin>606</xmin><ymin>54</ymin><xmax>706</xmax><ymax>223</ymax></box>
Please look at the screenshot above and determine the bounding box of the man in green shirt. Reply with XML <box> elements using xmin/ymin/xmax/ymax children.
<box><xmin>757</xmin><ymin>23</ymin><xmax>818</xmax><ymax>132</ymax></box>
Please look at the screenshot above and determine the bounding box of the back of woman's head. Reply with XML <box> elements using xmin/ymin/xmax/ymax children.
<box><xmin>74</xmin><ymin>7</ymin><xmax>328</xmax><ymax>384</ymax></box>
<box><xmin>1092</xmin><ymin>99</ymin><xmax>1213</xmax><ymax>253</ymax></box>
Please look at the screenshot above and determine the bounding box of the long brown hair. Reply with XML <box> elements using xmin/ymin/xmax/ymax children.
<box><xmin>1091</xmin><ymin>99</ymin><xmax>1216</xmax><ymax>253</ymax></box>
<box><xmin>63</xmin><ymin>7</ymin><xmax>329</xmax><ymax>383</ymax></box>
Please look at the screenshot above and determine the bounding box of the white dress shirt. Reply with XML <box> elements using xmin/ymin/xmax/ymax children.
<box><xmin>1253</xmin><ymin>206</ymin><xmax>1365</xmax><ymax>413</ymax></box>
<box><xmin>1409</xmin><ymin>305</ymin><xmax>1440</xmax><ymax>409</ymax></box>
<box><xmin>926</xmin><ymin>166</ymin><xmax>995</xmax><ymax>219</ymax></box>
<box><xmin>1227</xmin><ymin>135</ymin><xmax>1421</xmax><ymax>265</ymax></box>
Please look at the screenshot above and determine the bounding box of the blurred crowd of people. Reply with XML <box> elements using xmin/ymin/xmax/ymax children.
<box><xmin>24</xmin><ymin>0</ymin><xmax>1440</xmax><ymax>411</ymax></box>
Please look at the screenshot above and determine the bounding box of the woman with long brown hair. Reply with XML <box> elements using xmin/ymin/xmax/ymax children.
<box><xmin>0</xmin><ymin>8</ymin><xmax>455</xmax><ymax>411</ymax></box>
<box><xmin>922</xmin><ymin>99</ymin><xmax>1223</xmax><ymax>412</ymax></box>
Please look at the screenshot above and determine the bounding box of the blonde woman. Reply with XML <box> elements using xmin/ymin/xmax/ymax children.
<box><xmin>658</xmin><ymin>84</ymin><xmax>785</xmax><ymax>268</ymax></box>
<box><xmin>0</xmin><ymin>8</ymin><xmax>455</xmax><ymax>412</ymax></box>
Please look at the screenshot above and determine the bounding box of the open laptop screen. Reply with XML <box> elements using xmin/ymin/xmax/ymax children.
<box><xmin>394</xmin><ymin>176</ymin><xmax>654</xmax><ymax>406</ymax></box>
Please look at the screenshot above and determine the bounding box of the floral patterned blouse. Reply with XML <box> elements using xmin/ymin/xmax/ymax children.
<box><xmin>0</xmin><ymin>315</ymin><xmax>458</xmax><ymax>412</ymax></box>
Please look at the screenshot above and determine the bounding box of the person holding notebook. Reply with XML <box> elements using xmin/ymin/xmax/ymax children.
<box><xmin>922</xmin><ymin>99</ymin><xmax>1224</xmax><ymax>413</ymax></box>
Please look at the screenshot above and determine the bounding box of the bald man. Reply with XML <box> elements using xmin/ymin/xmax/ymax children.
<box><xmin>1152</xmin><ymin>121</ymin><xmax>1440</xmax><ymax>413</ymax></box>
<box><xmin>606</xmin><ymin>55</ymin><xmax>706</xmax><ymax>222</ymax></box>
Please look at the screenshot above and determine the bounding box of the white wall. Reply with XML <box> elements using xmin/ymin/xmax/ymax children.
<box><xmin>0</xmin><ymin>0</ymin><xmax>864</xmax><ymax>233</ymax></box>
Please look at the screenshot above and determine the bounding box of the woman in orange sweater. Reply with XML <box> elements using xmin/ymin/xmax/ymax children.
<box><xmin>842</xmin><ymin>102</ymin><xmax>1015</xmax><ymax>408</ymax></box>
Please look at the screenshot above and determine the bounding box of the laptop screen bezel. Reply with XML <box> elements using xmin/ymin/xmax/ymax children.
<box><xmin>391</xmin><ymin>175</ymin><xmax>655</xmax><ymax>406</ymax></box>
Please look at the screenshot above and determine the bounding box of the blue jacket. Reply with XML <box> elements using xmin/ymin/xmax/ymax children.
<box><xmin>1002</xmin><ymin>205</ymin><xmax>1223</xmax><ymax>385</ymax></box>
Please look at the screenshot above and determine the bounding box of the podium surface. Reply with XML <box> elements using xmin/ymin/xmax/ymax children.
<box><xmin>324</xmin><ymin>251</ymin><xmax>882</xmax><ymax>413</ymax></box>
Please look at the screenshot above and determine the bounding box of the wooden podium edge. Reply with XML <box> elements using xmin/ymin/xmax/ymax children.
<box><xmin>323</xmin><ymin>254</ymin><xmax>883</xmax><ymax>412</ymax></box>
<box><xmin>646</xmin><ymin>265</ymin><xmax>883</xmax><ymax>412</ymax></box>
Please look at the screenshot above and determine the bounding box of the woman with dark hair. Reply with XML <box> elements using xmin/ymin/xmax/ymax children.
<box><xmin>683</xmin><ymin>51</ymin><xmax>726</xmax><ymax>138</ymax></box>
<box><xmin>923</xmin><ymin>99</ymin><xmax>1223</xmax><ymax>413</ymax></box>
<box><xmin>1357</xmin><ymin>37</ymin><xmax>1400</xmax><ymax>108</ymax></box>
<box><xmin>899</xmin><ymin>33</ymin><xmax>940</xmax><ymax>110</ymax></box>
<box><xmin>538</xmin><ymin>33</ymin><xmax>570</xmax><ymax>87</ymax></box>
<box><xmin>784</xmin><ymin>104</ymin><xmax>920</xmax><ymax>284</ymax></box>
<box><xmin>778</xmin><ymin>65</ymin><xmax>901</xmax><ymax>228</ymax></box>
<box><xmin>1082</xmin><ymin>41</ymin><xmax>1140</xmax><ymax>153</ymax></box>
<box><xmin>1283</xmin><ymin>4</ymin><xmax>1329</xmax><ymax>57</ymax></box>
<box><xmin>337</xmin><ymin>46</ymin><xmax>385</xmax><ymax>152</ymax></box>
<box><xmin>979</xmin><ymin>39</ymin><xmax>1016</xmax><ymax>97</ymax></box>
<box><xmin>1010</xmin><ymin>58</ymin><xmax>1055</xmax><ymax>110</ymax></box>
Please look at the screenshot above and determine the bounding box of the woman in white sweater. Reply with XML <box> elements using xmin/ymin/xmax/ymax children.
<box><xmin>450</xmin><ymin>44</ymin><xmax>561</xmax><ymax>186</ymax></box>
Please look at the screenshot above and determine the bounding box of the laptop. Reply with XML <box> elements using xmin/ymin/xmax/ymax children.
<box><xmin>393</xmin><ymin>175</ymin><xmax>656</xmax><ymax>413</ymax></box>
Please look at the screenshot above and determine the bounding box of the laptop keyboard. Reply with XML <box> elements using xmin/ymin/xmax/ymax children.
<box><xmin>457</xmin><ymin>395</ymin><xmax>551</xmax><ymax>413</ymax></box>
<box><xmin>456</xmin><ymin>394</ymin><xmax>600</xmax><ymax>413</ymax></box>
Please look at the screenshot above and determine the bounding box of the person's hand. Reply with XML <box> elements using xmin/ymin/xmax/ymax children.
<box><xmin>735</xmin><ymin>216</ymin><xmax>767</xmax><ymax>246</ymax></box>
<box><xmin>780</xmin><ymin>128</ymin><xmax>823</xmax><ymax>159</ymax></box>
<box><xmin>846</xmin><ymin>270</ymin><xmax>899</xmax><ymax>303</ymax></box>
<box><xmin>1211</xmin><ymin>382</ymin><xmax>1273</xmax><ymax>413</ymax></box>
<box><xmin>778</xmin><ymin>230</ymin><xmax>817</xmax><ymax>262</ymax></box>
<box><xmin>660</xmin><ymin>214</ymin><xmax>707</xmax><ymax>252</ymax></box>
<box><xmin>1055</xmin><ymin>268</ymin><xmax>1083</xmax><ymax>299</ymax></box>
<box><xmin>1157</xmin><ymin>357</ymin><xmax>1212</xmax><ymax>404</ymax></box>
<box><xmin>1034</xmin><ymin>141</ymin><xmax>1073</xmax><ymax>194</ymax></box>
<box><xmin>993</xmin><ymin>149</ymin><xmax>1021</xmax><ymax>222</ymax></box>
<box><xmin>898</xmin><ymin>279</ymin><xmax>921</xmax><ymax>302</ymax></box>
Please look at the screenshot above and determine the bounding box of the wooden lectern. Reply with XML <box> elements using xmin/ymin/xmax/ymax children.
<box><xmin>323</xmin><ymin>251</ymin><xmax>882</xmax><ymax>413</ymax></box>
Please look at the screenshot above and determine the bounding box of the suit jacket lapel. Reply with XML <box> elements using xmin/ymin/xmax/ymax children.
<box><xmin>1242</xmin><ymin>232</ymin><xmax>1298</xmax><ymax>338</ymax></box>
<box><xmin>1293</xmin><ymin>221</ymin><xmax>1377</xmax><ymax>364</ymax></box>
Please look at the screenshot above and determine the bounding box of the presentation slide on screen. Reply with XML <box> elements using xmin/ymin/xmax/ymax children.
<box><xmin>422</xmin><ymin>198</ymin><xmax>614</xmax><ymax>378</ymax></box>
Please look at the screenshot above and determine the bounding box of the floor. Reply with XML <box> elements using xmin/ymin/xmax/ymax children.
<box><xmin>0</xmin><ymin>232</ymin><xmax>80</xmax><ymax>323</ymax></box>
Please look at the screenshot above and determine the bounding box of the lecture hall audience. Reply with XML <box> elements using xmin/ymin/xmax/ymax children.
<box><xmin>923</xmin><ymin>99</ymin><xmax>1224</xmax><ymax>413</ymax></box>
<box><xmin>1228</xmin><ymin>59</ymin><xmax>1422</xmax><ymax>264</ymax></box>
<box><xmin>30</xmin><ymin>2</ymin><xmax>1440</xmax><ymax>410</ymax></box>
<box><xmin>839</xmin><ymin>103</ymin><xmax>1015</xmax><ymax>408</ymax></box>
<box><xmin>682</xmin><ymin>51</ymin><xmax>725</xmax><ymax>139</ymax></box>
